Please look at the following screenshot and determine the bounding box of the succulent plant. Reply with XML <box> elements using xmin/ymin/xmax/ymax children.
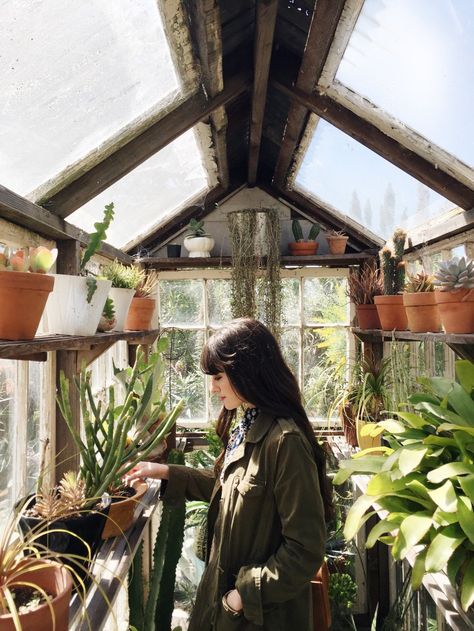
<box><xmin>347</xmin><ymin>265</ymin><xmax>383</xmax><ymax>305</ymax></box>
<box><xmin>134</xmin><ymin>270</ymin><xmax>159</xmax><ymax>298</ymax></box>
<box><xmin>434</xmin><ymin>257</ymin><xmax>474</xmax><ymax>291</ymax></box>
<box><xmin>379</xmin><ymin>229</ymin><xmax>407</xmax><ymax>295</ymax></box>
<box><xmin>102</xmin><ymin>260</ymin><xmax>145</xmax><ymax>289</ymax></box>
<box><xmin>186</xmin><ymin>218</ymin><xmax>208</xmax><ymax>238</ymax></box>
<box><xmin>0</xmin><ymin>244</ymin><xmax>57</xmax><ymax>273</ymax></box>
<box><xmin>33</xmin><ymin>472</ymin><xmax>87</xmax><ymax>521</ymax></box>
<box><xmin>291</xmin><ymin>219</ymin><xmax>320</xmax><ymax>242</ymax></box>
<box><xmin>405</xmin><ymin>271</ymin><xmax>435</xmax><ymax>293</ymax></box>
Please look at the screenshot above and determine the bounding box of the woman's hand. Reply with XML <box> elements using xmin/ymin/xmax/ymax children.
<box><xmin>225</xmin><ymin>589</ymin><xmax>243</xmax><ymax>612</ymax></box>
<box><xmin>124</xmin><ymin>462</ymin><xmax>169</xmax><ymax>485</ymax></box>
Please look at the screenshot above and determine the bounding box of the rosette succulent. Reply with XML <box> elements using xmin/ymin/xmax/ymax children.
<box><xmin>434</xmin><ymin>257</ymin><xmax>474</xmax><ymax>291</ymax></box>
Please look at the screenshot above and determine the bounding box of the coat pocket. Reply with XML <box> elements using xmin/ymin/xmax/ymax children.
<box><xmin>236</xmin><ymin>477</ymin><xmax>265</xmax><ymax>497</ymax></box>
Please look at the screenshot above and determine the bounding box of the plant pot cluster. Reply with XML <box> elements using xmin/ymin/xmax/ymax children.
<box><xmin>288</xmin><ymin>220</ymin><xmax>349</xmax><ymax>256</ymax></box>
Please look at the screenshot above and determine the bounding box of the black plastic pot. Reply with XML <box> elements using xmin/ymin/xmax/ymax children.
<box><xmin>166</xmin><ymin>244</ymin><xmax>181</xmax><ymax>257</ymax></box>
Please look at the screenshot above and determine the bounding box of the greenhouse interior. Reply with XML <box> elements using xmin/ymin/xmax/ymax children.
<box><xmin>1</xmin><ymin>1</ymin><xmax>473</xmax><ymax>630</ymax></box>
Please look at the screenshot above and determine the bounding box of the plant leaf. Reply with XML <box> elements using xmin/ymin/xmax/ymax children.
<box><xmin>393</xmin><ymin>411</ymin><xmax>430</xmax><ymax>429</ymax></box>
<box><xmin>411</xmin><ymin>549</ymin><xmax>427</xmax><ymax>590</ymax></box>
<box><xmin>344</xmin><ymin>494</ymin><xmax>382</xmax><ymax>541</ymax></box>
<box><xmin>425</xmin><ymin>525</ymin><xmax>465</xmax><ymax>572</ymax></box>
<box><xmin>392</xmin><ymin>514</ymin><xmax>433</xmax><ymax>560</ymax></box>
<box><xmin>427</xmin><ymin>480</ymin><xmax>458</xmax><ymax>512</ymax></box>
<box><xmin>427</xmin><ymin>462</ymin><xmax>474</xmax><ymax>484</ymax></box>
<box><xmin>459</xmin><ymin>474</ymin><xmax>474</xmax><ymax>503</ymax></box>
<box><xmin>366</xmin><ymin>517</ymin><xmax>403</xmax><ymax>549</ymax></box>
<box><xmin>398</xmin><ymin>446</ymin><xmax>428</xmax><ymax>476</ymax></box>
<box><xmin>366</xmin><ymin>472</ymin><xmax>407</xmax><ymax>496</ymax></box>
<box><xmin>460</xmin><ymin>557</ymin><xmax>474</xmax><ymax>611</ymax></box>
<box><xmin>455</xmin><ymin>360</ymin><xmax>474</xmax><ymax>397</ymax></box>
<box><xmin>457</xmin><ymin>497</ymin><xmax>474</xmax><ymax>544</ymax></box>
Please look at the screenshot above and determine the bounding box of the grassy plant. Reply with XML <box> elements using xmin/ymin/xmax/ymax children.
<box><xmin>102</xmin><ymin>260</ymin><xmax>145</xmax><ymax>289</ymax></box>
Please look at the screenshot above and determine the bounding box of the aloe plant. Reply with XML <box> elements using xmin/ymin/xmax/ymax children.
<box><xmin>334</xmin><ymin>359</ymin><xmax>474</xmax><ymax>612</ymax></box>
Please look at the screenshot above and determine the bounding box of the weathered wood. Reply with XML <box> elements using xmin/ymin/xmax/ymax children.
<box><xmin>248</xmin><ymin>0</ymin><xmax>278</xmax><ymax>185</ymax></box>
<box><xmin>273</xmin><ymin>0</ymin><xmax>346</xmax><ymax>187</ymax></box>
<box><xmin>4</xmin><ymin>352</ymin><xmax>48</xmax><ymax>362</ymax></box>
<box><xmin>272</xmin><ymin>78</ymin><xmax>474</xmax><ymax>210</ymax></box>
<box><xmin>405</xmin><ymin>208</ymin><xmax>474</xmax><ymax>253</ymax></box>
<box><xmin>352</xmin><ymin>328</ymin><xmax>474</xmax><ymax>349</ymax></box>
<box><xmin>55</xmin><ymin>350</ymin><xmax>80</xmax><ymax>481</ymax></box>
<box><xmin>44</xmin><ymin>74</ymin><xmax>251</xmax><ymax>219</ymax></box>
<box><xmin>0</xmin><ymin>185</ymin><xmax>131</xmax><ymax>263</ymax></box>
<box><xmin>57</xmin><ymin>239</ymin><xmax>80</xmax><ymax>276</ymax></box>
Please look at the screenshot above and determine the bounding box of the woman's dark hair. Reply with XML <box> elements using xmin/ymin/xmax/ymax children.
<box><xmin>201</xmin><ymin>318</ymin><xmax>333</xmax><ymax>522</ymax></box>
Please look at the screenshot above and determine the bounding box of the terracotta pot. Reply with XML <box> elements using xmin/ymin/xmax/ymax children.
<box><xmin>311</xmin><ymin>561</ymin><xmax>331</xmax><ymax>631</ymax></box>
<box><xmin>288</xmin><ymin>241</ymin><xmax>319</xmax><ymax>256</ymax></box>
<box><xmin>125</xmin><ymin>297</ymin><xmax>156</xmax><ymax>330</ymax></box>
<box><xmin>435</xmin><ymin>289</ymin><xmax>474</xmax><ymax>333</ymax></box>
<box><xmin>0</xmin><ymin>271</ymin><xmax>54</xmax><ymax>340</ymax></box>
<box><xmin>356</xmin><ymin>304</ymin><xmax>381</xmax><ymax>330</ymax></box>
<box><xmin>403</xmin><ymin>292</ymin><xmax>441</xmax><ymax>333</ymax></box>
<box><xmin>374</xmin><ymin>295</ymin><xmax>408</xmax><ymax>330</ymax></box>
<box><xmin>101</xmin><ymin>480</ymin><xmax>148</xmax><ymax>539</ymax></box>
<box><xmin>340</xmin><ymin>404</ymin><xmax>358</xmax><ymax>447</ymax></box>
<box><xmin>326</xmin><ymin>235</ymin><xmax>348</xmax><ymax>254</ymax></box>
<box><xmin>0</xmin><ymin>560</ymin><xmax>72</xmax><ymax>631</ymax></box>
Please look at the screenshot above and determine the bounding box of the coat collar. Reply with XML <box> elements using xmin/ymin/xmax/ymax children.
<box><xmin>245</xmin><ymin>409</ymin><xmax>275</xmax><ymax>443</ymax></box>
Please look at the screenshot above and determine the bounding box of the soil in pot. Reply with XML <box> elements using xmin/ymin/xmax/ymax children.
<box><xmin>356</xmin><ymin>304</ymin><xmax>381</xmax><ymax>330</ymax></box>
<box><xmin>403</xmin><ymin>292</ymin><xmax>441</xmax><ymax>332</ymax></box>
<box><xmin>435</xmin><ymin>289</ymin><xmax>474</xmax><ymax>333</ymax></box>
<box><xmin>101</xmin><ymin>480</ymin><xmax>148</xmax><ymax>539</ymax></box>
<box><xmin>374</xmin><ymin>295</ymin><xmax>408</xmax><ymax>330</ymax></box>
<box><xmin>125</xmin><ymin>297</ymin><xmax>156</xmax><ymax>330</ymax></box>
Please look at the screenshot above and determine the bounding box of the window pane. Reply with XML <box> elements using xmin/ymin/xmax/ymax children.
<box><xmin>282</xmin><ymin>278</ymin><xmax>300</xmax><ymax>326</ymax></box>
<box><xmin>303</xmin><ymin>328</ymin><xmax>347</xmax><ymax>420</ymax></box>
<box><xmin>1</xmin><ymin>0</ymin><xmax>181</xmax><ymax>196</ymax></box>
<box><xmin>166</xmin><ymin>330</ymin><xmax>206</xmax><ymax>421</ymax></box>
<box><xmin>0</xmin><ymin>361</ymin><xmax>15</xmax><ymax>523</ymax></box>
<box><xmin>281</xmin><ymin>328</ymin><xmax>301</xmax><ymax>384</ymax></box>
<box><xmin>26</xmin><ymin>363</ymin><xmax>41</xmax><ymax>492</ymax></box>
<box><xmin>303</xmin><ymin>277</ymin><xmax>349</xmax><ymax>325</ymax></box>
<box><xmin>295</xmin><ymin>119</ymin><xmax>455</xmax><ymax>239</ymax></box>
<box><xmin>159</xmin><ymin>280</ymin><xmax>204</xmax><ymax>326</ymax></box>
<box><xmin>208</xmin><ymin>280</ymin><xmax>232</xmax><ymax>326</ymax></box>
<box><xmin>335</xmin><ymin>0</ymin><xmax>474</xmax><ymax>168</ymax></box>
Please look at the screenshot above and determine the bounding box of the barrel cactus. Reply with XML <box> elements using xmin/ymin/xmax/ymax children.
<box><xmin>434</xmin><ymin>257</ymin><xmax>474</xmax><ymax>291</ymax></box>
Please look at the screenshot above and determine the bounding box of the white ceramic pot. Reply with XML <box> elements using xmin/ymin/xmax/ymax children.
<box><xmin>42</xmin><ymin>275</ymin><xmax>112</xmax><ymax>336</ymax></box>
<box><xmin>183</xmin><ymin>235</ymin><xmax>214</xmax><ymax>258</ymax></box>
<box><xmin>109</xmin><ymin>287</ymin><xmax>135</xmax><ymax>331</ymax></box>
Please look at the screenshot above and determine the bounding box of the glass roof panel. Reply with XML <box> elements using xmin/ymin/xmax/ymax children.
<box><xmin>0</xmin><ymin>0</ymin><xmax>181</xmax><ymax>196</ymax></box>
<box><xmin>294</xmin><ymin>119</ymin><xmax>455</xmax><ymax>240</ymax></box>
<box><xmin>68</xmin><ymin>129</ymin><xmax>209</xmax><ymax>249</ymax></box>
<box><xmin>335</xmin><ymin>0</ymin><xmax>474</xmax><ymax>168</ymax></box>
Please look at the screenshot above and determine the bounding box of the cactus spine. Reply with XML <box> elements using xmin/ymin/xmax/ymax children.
<box><xmin>380</xmin><ymin>229</ymin><xmax>406</xmax><ymax>295</ymax></box>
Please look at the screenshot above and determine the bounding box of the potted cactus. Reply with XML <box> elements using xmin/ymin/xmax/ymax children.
<box><xmin>102</xmin><ymin>260</ymin><xmax>145</xmax><ymax>331</ymax></box>
<box><xmin>374</xmin><ymin>228</ymin><xmax>408</xmax><ymax>330</ymax></box>
<box><xmin>183</xmin><ymin>219</ymin><xmax>214</xmax><ymax>258</ymax></box>
<box><xmin>288</xmin><ymin>219</ymin><xmax>320</xmax><ymax>256</ymax></box>
<box><xmin>347</xmin><ymin>265</ymin><xmax>383</xmax><ymax>330</ymax></box>
<box><xmin>0</xmin><ymin>244</ymin><xmax>57</xmax><ymax>340</ymax></box>
<box><xmin>434</xmin><ymin>256</ymin><xmax>474</xmax><ymax>333</ymax></box>
<box><xmin>325</xmin><ymin>229</ymin><xmax>349</xmax><ymax>255</ymax></box>
<box><xmin>125</xmin><ymin>270</ymin><xmax>159</xmax><ymax>331</ymax></box>
<box><xmin>403</xmin><ymin>271</ymin><xmax>441</xmax><ymax>332</ymax></box>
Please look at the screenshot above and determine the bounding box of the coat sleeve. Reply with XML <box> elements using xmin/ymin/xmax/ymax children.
<box><xmin>160</xmin><ymin>464</ymin><xmax>216</xmax><ymax>504</ymax></box>
<box><xmin>235</xmin><ymin>432</ymin><xmax>326</xmax><ymax>625</ymax></box>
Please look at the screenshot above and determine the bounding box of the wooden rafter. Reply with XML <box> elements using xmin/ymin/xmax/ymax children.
<box><xmin>273</xmin><ymin>0</ymin><xmax>346</xmax><ymax>187</ymax></box>
<box><xmin>273</xmin><ymin>78</ymin><xmax>474</xmax><ymax>210</ymax></box>
<box><xmin>43</xmin><ymin>73</ymin><xmax>251</xmax><ymax>219</ymax></box>
<box><xmin>0</xmin><ymin>184</ymin><xmax>131</xmax><ymax>262</ymax></box>
<box><xmin>247</xmin><ymin>0</ymin><xmax>278</xmax><ymax>186</ymax></box>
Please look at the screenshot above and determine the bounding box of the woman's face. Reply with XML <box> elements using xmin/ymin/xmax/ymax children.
<box><xmin>209</xmin><ymin>372</ymin><xmax>247</xmax><ymax>410</ymax></box>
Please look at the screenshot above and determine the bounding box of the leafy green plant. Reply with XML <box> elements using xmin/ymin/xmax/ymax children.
<box><xmin>380</xmin><ymin>228</ymin><xmax>407</xmax><ymax>295</ymax></box>
<box><xmin>328</xmin><ymin>572</ymin><xmax>357</xmax><ymax>631</ymax></box>
<box><xmin>102</xmin><ymin>260</ymin><xmax>145</xmax><ymax>289</ymax></box>
<box><xmin>185</xmin><ymin>219</ymin><xmax>208</xmax><ymax>238</ymax></box>
<box><xmin>291</xmin><ymin>219</ymin><xmax>320</xmax><ymax>242</ymax></box>
<box><xmin>347</xmin><ymin>265</ymin><xmax>383</xmax><ymax>306</ymax></box>
<box><xmin>134</xmin><ymin>270</ymin><xmax>159</xmax><ymax>298</ymax></box>
<box><xmin>80</xmin><ymin>202</ymin><xmax>115</xmax><ymax>302</ymax></box>
<box><xmin>334</xmin><ymin>359</ymin><xmax>474</xmax><ymax>612</ymax></box>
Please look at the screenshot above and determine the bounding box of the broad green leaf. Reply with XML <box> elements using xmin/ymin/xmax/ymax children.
<box><xmin>437</xmin><ymin>423</ymin><xmax>474</xmax><ymax>436</ymax></box>
<box><xmin>418</xmin><ymin>402</ymin><xmax>471</xmax><ymax>427</ymax></box>
<box><xmin>457</xmin><ymin>497</ymin><xmax>474</xmax><ymax>544</ymax></box>
<box><xmin>360</xmin><ymin>423</ymin><xmax>384</xmax><ymax>437</ymax></box>
<box><xmin>455</xmin><ymin>360</ymin><xmax>474</xmax><ymax>396</ymax></box>
<box><xmin>381</xmin><ymin>449</ymin><xmax>401</xmax><ymax>472</ymax></box>
<box><xmin>367</xmin><ymin>472</ymin><xmax>407</xmax><ymax>496</ymax></box>
<box><xmin>366</xmin><ymin>517</ymin><xmax>402</xmax><ymax>549</ymax></box>
<box><xmin>398</xmin><ymin>446</ymin><xmax>428</xmax><ymax>476</ymax></box>
<box><xmin>392</xmin><ymin>514</ymin><xmax>433</xmax><ymax>560</ymax></box>
<box><xmin>423</xmin><ymin>435</ymin><xmax>457</xmax><ymax>448</ymax></box>
<box><xmin>333</xmin><ymin>456</ymin><xmax>385</xmax><ymax>485</ymax></box>
<box><xmin>427</xmin><ymin>480</ymin><xmax>457</xmax><ymax>512</ymax></box>
<box><xmin>447</xmin><ymin>545</ymin><xmax>466</xmax><ymax>585</ymax></box>
<box><xmin>459</xmin><ymin>475</ymin><xmax>474</xmax><ymax>503</ymax></box>
<box><xmin>344</xmin><ymin>495</ymin><xmax>382</xmax><ymax>541</ymax></box>
<box><xmin>394</xmin><ymin>411</ymin><xmax>430</xmax><ymax>429</ymax></box>
<box><xmin>427</xmin><ymin>462</ymin><xmax>474</xmax><ymax>484</ymax></box>
<box><xmin>425</xmin><ymin>525</ymin><xmax>465</xmax><ymax>572</ymax></box>
<box><xmin>433</xmin><ymin>507</ymin><xmax>460</xmax><ymax>526</ymax></box>
<box><xmin>411</xmin><ymin>549</ymin><xmax>427</xmax><ymax>590</ymax></box>
<box><xmin>409</xmin><ymin>391</ymin><xmax>440</xmax><ymax>406</ymax></box>
<box><xmin>460</xmin><ymin>557</ymin><xmax>474</xmax><ymax>612</ymax></box>
<box><xmin>405</xmin><ymin>478</ymin><xmax>432</xmax><ymax>501</ymax></box>
<box><xmin>377</xmin><ymin>420</ymin><xmax>406</xmax><ymax>434</ymax></box>
<box><xmin>352</xmin><ymin>446</ymin><xmax>392</xmax><ymax>459</ymax></box>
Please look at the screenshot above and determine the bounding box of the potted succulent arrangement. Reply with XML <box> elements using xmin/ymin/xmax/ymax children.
<box><xmin>0</xmin><ymin>244</ymin><xmax>57</xmax><ymax>340</ymax></box>
<box><xmin>403</xmin><ymin>271</ymin><xmax>441</xmax><ymax>333</ymax></box>
<box><xmin>326</xmin><ymin>229</ymin><xmax>349</xmax><ymax>255</ymax></box>
<box><xmin>434</xmin><ymin>257</ymin><xmax>474</xmax><ymax>333</ymax></box>
<box><xmin>125</xmin><ymin>270</ymin><xmax>159</xmax><ymax>331</ymax></box>
<box><xmin>334</xmin><ymin>359</ymin><xmax>474</xmax><ymax>613</ymax></box>
<box><xmin>347</xmin><ymin>265</ymin><xmax>383</xmax><ymax>330</ymax></box>
<box><xmin>374</xmin><ymin>228</ymin><xmax>408</xmax><ymax>330</ymax></box>
<box><xmin>42</xmin><ymin>203</ymin><xmax>115</xmax><ymax>336</ymax></box>
<box><xmin>97</xmin><ymin>297</ymin><xmax>116</xmax><ymax>332</ymax></box>
<box><xmin>183</xmin><ymin>219</ymin><xmax>214</xmax><ymax>258</ymax></box>
<box><xmin>101</xmin><ymin>260</ymin><xmax>144</xmax><ymax>331</ymax></box>
<box><xmin>288</xmin><ymin>219</ymin><xmax>320</xmax><ymax>256</ymax></box>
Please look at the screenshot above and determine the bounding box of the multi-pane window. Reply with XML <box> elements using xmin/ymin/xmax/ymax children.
<box><xmin>157</xmin><ymin>268</ymin><xmax>352</xmax><ymax>427</ymax></box>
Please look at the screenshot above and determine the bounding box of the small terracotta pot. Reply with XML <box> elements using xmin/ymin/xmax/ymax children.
<box><xmin>0</xmin><ymin>271</ymin><xmax>54</xmax><ymax>340</ymax></box>
<box><xmin>125</xmin><ymin>297</ymin><xmax>156</xmax><ymax>330</ymax></box>
<box><xmin>0</xmin><ymin>560</ymin><xmax>72</xmax><ymax>631</ymax></box>
<box><xmin>101</xmin><ymin>480</ymin><xmax>148</xmax><ymax>539</ymax></box>
<box><xmin>374</xmin><ymin>295</ymin><xmax>408</xmax><ymax>330</ymax></box>
<box><xmin>356</xmin><ymin>304</ymin><xmax>381</xmax><ymax>330</ymax></box>
<box><xmin>403</xmin><ymin>292</ymin><xmax>441</xmax><ymax>332</ymax></box>
<box><xmin>435</xmin><ymin>289</ymin><xmax>474</xmax><ymax>333</ymax></box>
<box><xmin>311</xmin><ymin>561</ymin><xmax>331</xmax><ymax>631</ymax></box>
<box><xmin>288</xmin><ymin>241</ymin><xmax>319</xmax><ymax>256</ymax></box>
<box><xmin>326</xmin><ymin>235</ymin><xmax>348</xmax><ymax>254</ymax></box>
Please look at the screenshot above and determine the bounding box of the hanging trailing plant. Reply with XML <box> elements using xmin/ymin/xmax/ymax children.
<box><xmin>228</xmin><ymin>208</ymin><xmax>281</xmax><ymax>337</ymax></box>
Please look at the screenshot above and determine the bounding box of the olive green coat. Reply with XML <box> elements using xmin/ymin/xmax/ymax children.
<box><xmin>163</xmin><ymin>411</ymin><xmax>326</xmax><ymax>631</ymax></box>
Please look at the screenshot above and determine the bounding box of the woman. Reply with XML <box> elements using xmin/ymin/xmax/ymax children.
<box><xmin>129</xmin><ymin>318</ymin><xmax>332</xmax><ymax>630</ymax></box>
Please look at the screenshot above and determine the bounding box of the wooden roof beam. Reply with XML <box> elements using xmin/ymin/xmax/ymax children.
<box><xmin>43</xmin><ymin>72</ymin><xmax>251</xmax><ymax>219</ymax></box>
<box><xmin>273</xmin><ymin>78</ymin><xmax>474</xmax><ymax>210</ymax></box>
<box><xmin>272</xmin><ymin>0</ymin><xmax>346</xmax><ymax>188</ymax></box>
<box><xmin>247</xmin><ymin>0</ymin><xmax>279</xmax><ymax>186</ymax></box>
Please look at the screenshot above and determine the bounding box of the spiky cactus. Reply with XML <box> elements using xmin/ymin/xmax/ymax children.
<box><xmin>434</xmin><ymin>257</ymin><xmax>474</xmax><ymax>291</ymax></box>
<box><xmin>380</xmin><ymin>229</ymin><xmax>406</xmax><ymax>295</ymax></box>
<box><xmin>292</xmin><ymin>219</ymin><xmax>320</xmax><ymax>241</ymax></box>
<box><xmin>405</xmin><ymin>271</ymin><xmax>435</xmax><ymax>293</ymax></box>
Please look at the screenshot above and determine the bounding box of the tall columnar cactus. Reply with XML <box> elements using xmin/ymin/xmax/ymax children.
<box><xmin>380</xmin><ymin>229</ymin><xmax>406</xmax><ymax>295</ymax></box>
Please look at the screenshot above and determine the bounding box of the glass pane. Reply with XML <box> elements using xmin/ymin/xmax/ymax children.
<box><xmin>1</xmin><ymin>0</ymin><xmax>181</xmax><ymax>196</ymax></box>
<box><xmin>281</xmin><ymin>328</ymin><xmax>301</xmax><ymax>384</ymax></box>
<box><xmin>295</xmin><ymin>119</ymin><xmax>455</xmax><ymax>239</ymax></box>
<box><xmin>26</xmin><ymin>363</ymin><xmax>41</xmax><ymax>493</ymax></box>
<box><xmin>68</xmin><ymin>129</ymin><xmax>209</xmax><ymax>249</ymax></box>
<box><xmin>303</xmin><ymin>328</ymin><xmax>347</xmax><ymax>420</ymax></box>
<box><xmin>165</xmin><ymin>329</ymin><xmax>206</xmax><ymax>421</ymax></box>
<box><xmin>335</xmin><ymin>0</ymin><xmax>474</xmax><ymax>168</ymax></box>
<box><xmin>0</xmin><ymin>361</ymin><xmax>15</xmax><ymax>524</ymax></box>
<box><xmin>303</xmin><ymin>277</ymin><xmax>349</xmax><ymax>325</ymax></box>
<box><xmin>282</xmin><ymin>278</ymin><xmax>300</xmax><ymax>326</ymax></box>
<box><xmin>159</xmin><ymin>280</ymin><xmax>204</xmax><ymax>326</ymax></box>
<box><xmin>208</xmin><ymin>280</ymin><xmax>232</xmax><ymax>326</ymax></box>
<box><xmin>451</xmin><ymin>245</ymin><xmax>466</xmax><ymax>260</ymax></box>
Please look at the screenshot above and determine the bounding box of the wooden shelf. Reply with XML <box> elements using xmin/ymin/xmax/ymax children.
<box><xmin>140</xmin><ymin>252</ymin><xmax>376</xmax><ymax>270</ymax></box>
<box><xmin>0</xmin><ymin>329</ymin><xmax>160</xmax><ymax>361</ymax></box>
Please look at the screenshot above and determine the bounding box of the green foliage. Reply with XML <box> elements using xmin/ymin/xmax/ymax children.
<box><xmin>80</xmin><ymin>202</ymin><xmax>115</xmax><ymax>271</ymax></box>
<box><xmin>380</xmin><ymin>228</ymin><xmax>406</xmax><ymax>295</ymax></box>
<box><xmin>102</xmin><ymin>297</ymin><xmax>115</xmax><ymax>320</ymax></box>
<box><xmin>291</xmin><ymin>219</ymin><xmax>320</xmax><ymax>242</ymax></box>
<box><xmin>186</xmin><ymin>219</ymin><xmax>207</xmax><ymax>238</ymax></box>
<box><xmin>405</xmin><ymin>271</ymin><xmax>435</xmax><ymax>293</ymax></box>
<box><xmin>347</xmin><ymin>266</ymin><xmax>383</xmax><ymax>305</ymax></box>
<box><xmin>335</xmin><ymin>359</ymin><xmax>474</xmax><ymax>612</ymax></box>
<box><xmin>102</xmin><ymin>260</ymin><xmax>145</xmax><ymax>289</ymax></box>
<box><xmin>329</xmin><ymin>572</ymin><xmax>357</xmax><ymax>612</ymax></box>
<box><xmin>85</xmin><ymin>276</ymin><xmax>97</xmax><ymax>304</ymax></box>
